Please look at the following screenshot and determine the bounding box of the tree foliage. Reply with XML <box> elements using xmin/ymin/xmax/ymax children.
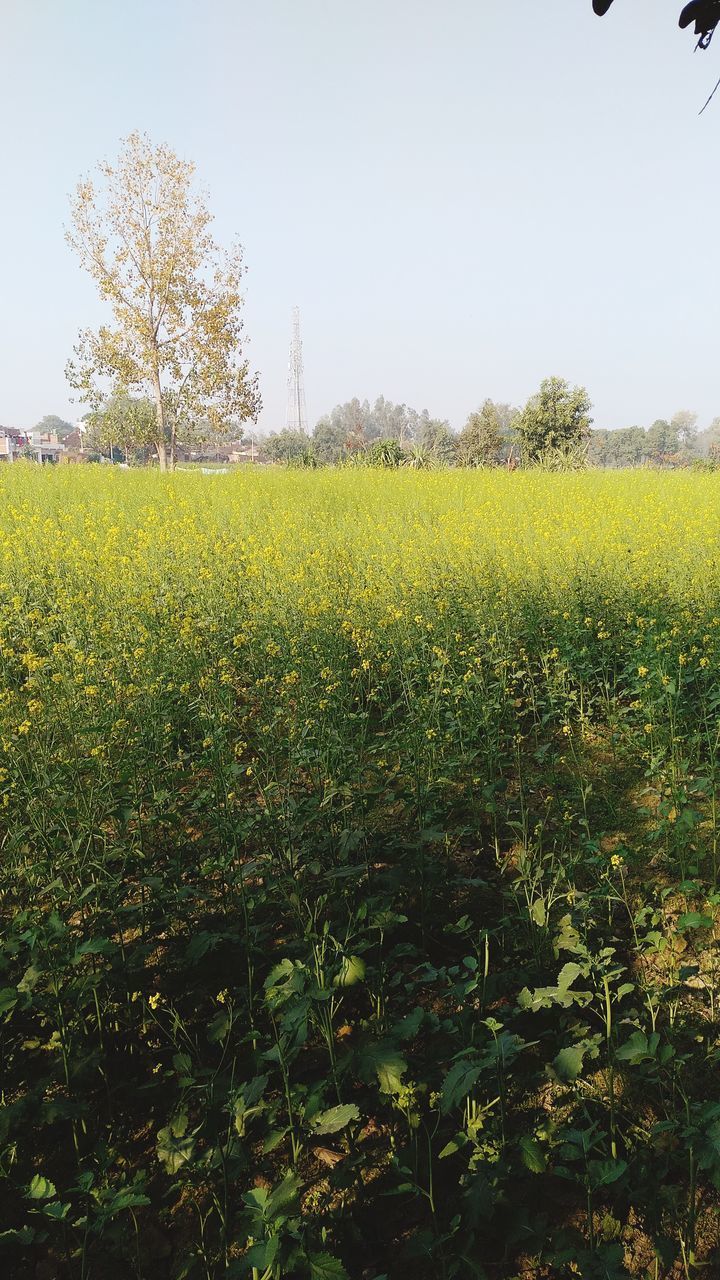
<box><xmin>66</xmin><ymin>131</ymin><xmax>261</xmax><ymax>470</ymax></box>
<box><xmin>457</xmin><ymin>400</ymin><xmax>503</xmax><ymax>467</ymax></box>
<box><xmin>313</xmin><ymin>397</ymin><xmax>448</xmax><ymax>452</ymax></box>
<box><xmin>516</xmin><ymin>377</ymin><xmax>593</xmax><ymax>464</ymax></box>
<box><xmin>265</xmin><ymin>429</ymin><xmax>314</xmax><ymax>465</ymax></box>
<box><xmin>34</xmin><ymin>415</ymin><xmax>74</xmax><ymax>439</ymax></box>
<box><xmin>85</xmin><ymin>391</ymin><xmax>157</xmax><ymax>462</ymax></box>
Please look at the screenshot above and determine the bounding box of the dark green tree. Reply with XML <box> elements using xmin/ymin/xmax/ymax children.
<box><xmin>264</xmin><ymin>429</ymin><xmax>313</xmax><ymax>464</ymax></box>
<box><xmin>418</xmin><ymin>417</ymin><xmax>457</xmax><ymax>464</ymax></box>
<box><xmin>645</xmin><ymin>419</ymin><xmax>679</xmax><ymax>462</ymax></box>
<box><xmin>457</xmin><ymin>400</ymin><xmax>503</xmax><ymax>466</ymax></box>
<box><xmin>366</xmin><ymin>438</ymin><xmax>404</xmax><ymax>467</ymax></box>
<box><xmin>516</xmin><ymin>377</ymin><xmax>593</xmax><ymax>464</ymax></box>
<box><xmin>312</xmin><ymin>418</ymin><xmax>347</xmax><ymax>464</ymax></box>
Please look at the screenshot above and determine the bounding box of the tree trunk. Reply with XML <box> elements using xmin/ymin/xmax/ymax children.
<box><xmin>151</xmin><ymin>367</ymin><xmax>167</xmax><ymax>472</ymax></box>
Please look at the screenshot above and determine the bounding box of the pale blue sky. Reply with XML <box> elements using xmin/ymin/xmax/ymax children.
<box><xmin>1</xmin><ymin>0</ymin><xmax>719</xmax><ymax>435</ymax></box>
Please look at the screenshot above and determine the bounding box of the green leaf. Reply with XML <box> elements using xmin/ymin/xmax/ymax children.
<box><xmin>394</xmin><ymin>1006</ymin><xmax>425</xmax><ymax>1041</ymax></box>
<box><xmin>308</xmin><ymin>1254</ymin><xmax>350</xmax><ymax>1280</ymax></box>
<box><xmin>557</xmin><ymin>961</ymin><xmax>584</xmax><ymax>991</ymax></box>
<box><xmin>553</xmin><ymin>1044</ymin><xmax>585</xmax><ymax>1082</ymax></box>
<box><xmin>156</xmin><ymin>1118</ymin><xmax>195</xmax><ymax>1174</ymax></box>
<box><xmin>311</xmin><ymin>1104</ymin><xmax>360</xmax><ymax>1135</ymax></box>
<box><xmin>615</xmin><ymin>1030</ymin><xmax>658</xmax><ymax>1064</ymax></box>
<box><xmin>530</xmin><ymin>899</ymin><xmax>547</xmax><ymax>927</ymax></box>
<box><xmin>441</xmin><ymin>1057</ymin><xmax>483</xmax><ymax>1112</ymax></box>
<box><xmin>262</xmin><ymin>1128</ymin><xmax>288</xmax><ymax>1154</ymax></box>
<box><xmin>0</xmin><ymin>1226</ymin><xmax>35</xmax><ymax>1244</ymax></box>
<box><xmin>265</xmin><ymin>1172</ymin><xmax>302</xmax><ymax>1219</ymax></box>
<box><xmin>17</xmin><ymin>965</ymin><xmax>41</xmax><ymax>995</ymax></box>
<box><xmin>333</xmin><ymin>955</ymin><xmax>366</xmax><ymax>988</ymax></box>
<box><xmin>677</xmin><ymin>913</ymin><xmax>713</xmax><ymax>932</ymax></box>
<box><xmin>103</xmin><ymin>1188</ymin><xmax>151</xmax><ymax>1215</ymax></box>
<box><xmin>360</xmin><ymin>1043</ymin><xmax>408</xmax><ymax>1096</ymax></box>
<box><xmin>206</xmin><ymin>1010</ymin><xmax>230</xmax><ymax>1043</ymax></box>
<box><xmin>438</xmin><ymin>1138</ymin><xmax>464</xmax><ymax>1158</ymax></box>
<box><xmin>589</xmin><ymin>1158</ymin><xmax>627</xmax><ymax>1188</ymax></box>
<box><xmin>172</xmin><ymin>1052</ymin><xmax>194</xmax><ymax>1082</ymax></box>
<box><xmin>519</xmin><ymin>1136</ymin><xmax>547</xmax><ymax>1173</ymax></box>
<box><xmin>28</xmin><ymin>1175</ymin><xmax>56</xmax><ymax>1200</ymax></box>
<box><xmin>42</xmin><ymin>1201</ymin><xmax>71</xmax><ymax>1220</ymax></box>
<box><xmin>245</xmin><ymin>1235</ymin><xmax>280</xmax><ymax>1270</ymax></box>
<box><xmin>0</xmin><ymin>989</ymin><xmax>18</xmax><ymax>1017</ymax></box>
<box><xmin>73</xmin><ymin>937</ymin><xmax>115</xmax><ymax>961</ymax></box>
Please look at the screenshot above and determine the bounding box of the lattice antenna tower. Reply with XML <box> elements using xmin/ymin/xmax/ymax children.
<box><xmin>286</xmin><ymin>306</ymin><xmax>308</xmax><ymax>433</ymax></box>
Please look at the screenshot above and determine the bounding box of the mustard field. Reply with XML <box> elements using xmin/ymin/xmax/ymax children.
<box><xmin>4</xmin><ymin>465</ymin><xmax>720</xmax><ymax>1279</ymax></box>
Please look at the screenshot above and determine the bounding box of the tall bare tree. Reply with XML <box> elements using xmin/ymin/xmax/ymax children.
<box><xmin>66</xmin><ymin>131</ymin><xmax>261</xmax><ymax>470</ymax></box>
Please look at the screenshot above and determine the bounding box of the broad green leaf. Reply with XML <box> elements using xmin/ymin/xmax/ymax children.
<box><xmin>206</xmin><ymin>1010</ymin><xmax>230</xmax><ymax>1043</ymax></box>
<box><xmin>677</xmin><ymin>913</ymin><xmax>713</xmax><ymax>932</ymax></box>
<box><xmin>42</xmin><ymin>1201</ymin><xmax>70</xmax><ymax>1220</ymax></box>
<box><xmin>73</xmin><ymin>937</ymin><xmax>115</xmax><ymax>961</ymax></box>
<box><xmin>266</xmin><ymin>1172</ymin><xmax>302</xmax><ymax>1219</ymax></box>
<box><xmin>245</xmin><ymin>1235</ymin><xmax>280</xmax><ymax>1270</ymax></box>
<box><xmin>103</xmin><ymin>1188</ymin><xmax>151</xmax><ymax>1215</ymax></box>
<box><xmin>333</xmin><ymin>955</ymin><xmax>366</xmax><ymax>988</ymax></box>
<box><xmin>553</xmin><ymin>1044</ymin><xmax>585</xmax><ymax>1082</ymax></box>
<box><xmin>0</xmin><ymin>1226</ymin><xmax>35</xmax><ymax>1244</ymax></box>
<box><xmin>262</xmin><ymin>1128</ymin><xmax>288</xmax><ymax>1153</ymax></box>
<box><xmin>615</xmin><ymin>1030</ymin><xmax>658</xmax><ymax>1064</ymax></box>
<box><xmin>308</xmin><ymin>1254</ymin><xmax>350</xmax><ymax>1280</ymax></box>
<box><xmin>519</xmin><ymin>1136</ymin><xmax>547</xmax><ymax>1173</ymax></box>
<box><xmin>17</xmin><ymin>965</ymin><xmax>41</xmax><ymax>995</ymax></box>
<box><xmin>0</xmin><ymin>989</ymin><xmax>18</xmax><ymax>1017</ymax></box>
<box><xmin>557</xmin><ymin>962</ymin><xmax>584</xmax><ymax>991</ymax></box>
<box><xmin>156</xmin><ymin>1118</ymin><xmax>195</xmax><ymax>1174</ymax></box>
<box><xmin>28</xmin><ymin>1175</ymin><xmax>56</xmax><ymax>1200</ymax></box>
<box><xmin>589</xmin><ymin>1158</ymin><xmax>627</xmax><ymax>1188</ymax></box>
<box><xmin>311</xmin><ymin>1104</ymin><xmax>360</xmax><ymax>1135</ymax></box>
<box><xmin>360</xmin><ymin>1043</ymin><xmax>408</xmax><ymax>1096</ymax></box>
<box><xmin>441</xmin><ymin>1057</ymin><xmax>483</xmax><ymax>1112</ymax></box>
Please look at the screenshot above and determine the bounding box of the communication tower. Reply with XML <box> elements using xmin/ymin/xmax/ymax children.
<box><xmin>286</xmin><ymin>307</ymin><xmax>308</xmax><ymax>433</ymax></box>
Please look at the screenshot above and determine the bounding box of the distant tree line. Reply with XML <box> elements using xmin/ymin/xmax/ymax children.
<box><xmin>261</xmin><ymin>379</ymin><xmax>720</xmax><ymax>471</ymax></box>
<box><xmin>32</xmin><ymin>386</ymin><xmax>720</xmax><ymax>472</ymax></box>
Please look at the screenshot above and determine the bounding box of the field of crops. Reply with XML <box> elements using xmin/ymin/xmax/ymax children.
<box><xmin>4</xmin><ymin>465</ymin><xmax>720</xmax><ymax>1279</ymax></box>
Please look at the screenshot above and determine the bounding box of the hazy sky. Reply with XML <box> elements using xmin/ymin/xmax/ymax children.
<box><xmin>1</xmin><ymin>0</ymin><xmax>719</xmax><ymax>435</ymax></box>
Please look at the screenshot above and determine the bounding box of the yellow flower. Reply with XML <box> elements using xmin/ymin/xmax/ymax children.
<box><xmin>610</xmin><ymin>854</ymin><xmax>624</xmax><ymax>869</ymax></box>
<box><xmin>638</xmin><ymin>666</ymin><xmax>649</xmax><ymax>678</ymax></box>
<box><xmin>148</xmin><ymin>992</ymin><xmax>162</xmax><ymax>1011</ymax></box>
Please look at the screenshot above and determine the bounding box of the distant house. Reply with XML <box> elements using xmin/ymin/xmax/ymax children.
<box><xmin>0</xmin><ymin>427</ymin><xmax>27</xmax><ymax>462</ymax></box>
<box><xmin>27</xmin><ymin>430</ymin><xmax>64</xmax><ymax>464</ymax></box>
<box><xmin>229</xmin><ymin>443</ymin><xmax>269</xmax><ymax>465</ymax></box>
<box><xmin>0</xmin><ymin>430</ymin><xmax>17</xmax><ymax>462</ymax></box>
<box><xmin>63</xmin><ymin>429</ymin><xmax>85</xmax><ymax>453</ymax></box>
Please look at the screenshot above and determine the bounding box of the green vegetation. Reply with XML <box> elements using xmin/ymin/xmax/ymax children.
<box><xmin>3</xmin><ymin>465</ymin><xmax>720</xmax><ymax>1278</ymax></box>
